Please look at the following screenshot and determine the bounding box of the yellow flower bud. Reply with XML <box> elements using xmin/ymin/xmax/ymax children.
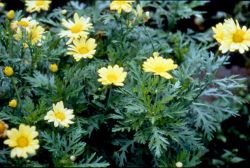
<box><xmin>7</xmin><ymin>10</ymin><xmax>15</xmax><ymax>20</ymax></box>
<box><xmin>3</xmin><ymin>66</ymin><xmax>14</xmax><ymax>77</ymax></box>
<box><xmin>144</xmin><ymin>11</ymin><xmax>150</xmax><ymax>23</ymax></box>
<box><xmin>50</xmin><ymin>64</ymin><xmax>58</xmax><ymax>73</ymax></box>
<box><xmin>176</xmin><ymin>162</ymin><xmax>183</xmax><ymax>168</ymax></box>
<box><xmin>61</xmin><ymin>9</ymin><xmax>67</xmax><ymax>15</ymax></box>
<box><xmin>9</xmin><ymin>99</ymin><xmax>17</xmax><ymax>108</ymax></box>
<box><xmin>70</xmin><ymin>155</ymin><xmax>76</xmax><ymax>161</ymax></box>
<box><xmin>0</xmin><ymin>120</ymin><xmax>8</xmax><ymax>138</ymax></box>
<box><xmin>23</xmin><ymin>43</ymin><xmax>28</xmax><ymax>49</ymax></box>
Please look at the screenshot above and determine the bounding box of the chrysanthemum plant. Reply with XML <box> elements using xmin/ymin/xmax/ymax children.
<box><xmin>0</xmin><ymin>1</ymin><xmax>246</xmax><ymax>167</ymax></box>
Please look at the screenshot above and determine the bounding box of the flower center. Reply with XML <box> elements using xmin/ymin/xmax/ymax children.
<box><xmin>232</xmin><ymin>29</ymin><xmax>245</xmax><ymax>43</ymax></box>
<box><xmin>54</xmin><ymin>111</ymin><xmax>65</xmax><ymax>121</ymax></box>
<box><xmin>107</xmin><ymin>73</ymin><xmax>118</xmax><ymax>82</ymax></box>
<box><xmin>18</xmin><ymin>20</ymin><xmax>29</xmax><ymax>27</ymax></box>
<box><xmin>0</xmin><ymin>122</ymin><xmax>5</xmax><ymax>134</ymax></box>
<box><xmin>70</xmin><ymin>23</ymin><xmax>82</xmax><ymax>33</ymax></box>
<box><xmin>154</xmin><ymin>65</ymin><xmax>167</xmax><ymax>73</ymax></box>
<box><xmin>78</xmin><ymin>46</ymin><xmax>89</xmax><ymax>54</ymax></box>
<box><xmin>35</xmin><ymin>1</ymin><xmax>45</xmax><ymax>6</ymax></box>
<box><xmin>116</xmin><ymin>1</ymin><xmax>128</xmax><ymax>5</ymax></box>
<box><xmin>17</xmin><ymin>136</ymin><xmax>29</xmax><ymax>147</ymax></box>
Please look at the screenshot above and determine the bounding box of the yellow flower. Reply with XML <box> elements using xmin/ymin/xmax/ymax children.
<box><xmin>4</xmin><ymin>124</ymin><xmax>39</xmax><ymax>158</ymax></box>
<box><xmin>60</xmin><ymin>13</ymin><xmax>93</xmax><ymax>44</ymax></box>
<box><xmin>143</xmin><ymin>52</ymin><xmax>178</xmax><ymax>79</ymax></box>
<box><xmin>29</xmin><ymin>25</ymin><xmax>45</xmax><ymax>45</ymax></box>
<box><xmin>212</xmin><ymin>23</ymin><xmax>224</xmax><ymax>43</ymax></box>
<box><xmin>213</xmin><ymin>19</ymin><xmax>250</xmax><ymax>54</ymax></box>
<box><xmin>61</xmin><ymin>9</ymin><xmax>67</xmax><ymax>15</ymax></box>
<box><xmin>9</xmin><ymin>99</ymin><xmax>17</xmax><ymax>108</ymax></box>
<box><xmin>67</xmin><ymin>37</ymin><xmax>97</xmax><ymax>61</ymax></box>
<box><xmin>0</xmin><ymin>120</ymin><xmax>8</xmax><ymax>138</ymax></box>
<box><xmin>110</xmin><ymin>0</ymin><xmax>134</xmax><ymax>14</ymax></box>
<box><xmin>98</xmin><ymin>65</ymin><xmax>127</xmax><ymax>86</ymax></box>
<box><xmin>50</xmin><ymin>64</ymin><xmax>58</xmax><ymax>73</ymax></box>
<box><xmin>25</xmin><ymin>0</ymin><xmax>51</xmax><ymax>13</ymax></box>
<box><xmin>7</xmin><ymin>10</ymin><xmax>15</xmax><ymax>20</ymax></box>
<box><xmin>44</xmin><ymin>101</ymin><xmax>75</xmax><ymax>128</ymax></box>
<box><xmin>14</xmin><ymin>24</ymin><xmax>45</xmax><ymax>45</ymax></box>
<box><xmin>23</xmin><ymin>43</ymin><xmax>29</xmax><ymax>48</ymax></box>
<box><xmin>3</xmin><ymin>66</ymin><xmax>14</xmax><ymax>77</ymax></box>
<box><xmin>11</xmin><ymin>17</ymin><xmax>38</xmax><ymax>30</ymax></box>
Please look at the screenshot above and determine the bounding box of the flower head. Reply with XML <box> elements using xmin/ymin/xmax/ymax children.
<box><xmin>67</xmin><ymin>37</ymin><xmax>97</xmax><ymax>61</ymax></box>
<box><xmin>44</xmin><ymin>101</ymin><xmax>75</xmax><ymax>128</ymax></box>
<box><xmin>25</xmin><ymin>0</ymin><xmax>51</xmax><ymax>13</ymax></box>
<box><xmin>212</xmin><ymin>23</ymin><xmax>224</xmax><ymax>43</ymax></box>
<box><xmin>3</xmin><ymin>66</ymin><xmax>14</xmax><ymax>77</ymax></box>
<box><xmin>14</xmin><ymin>24</ymin><xmax>45</xmax><ymax>45</ymax></box>
<box><xmin>213</xmin><ymin>19</ymin><xmax>250</xmax><ymax>54</ymax></box>
<box><xmin>0</xmin><ymin>120</ymin><xmax>8</xmax><ymax>138</ymax></box>
<box><xmin>50</xmin><ymin>63</ymin><xmax>58</xmax><ymax>73</ymax></box>
<box><xmin>110</xmin><ymin>0</ymin><xmax>134</xmax><ymax>14</ymax></box>
<box><xmin>9</xmin><ymin>99</ymin><xmax>17</xmax><ymax>108</ymax></box>
<box><xmin>4</xmin><ymin>124</ymin><xmax>39</xmax><ymax>158</ymax></box>
<box><xmin>11</xmin><ymin>17</ymin><xmax>38</xmax><ymax>30</ymax></box>
<box><xmin>98</xmin><ymin>65</ymin><xmax>127</xmax><ymax>86</ymax></box>
<box><xmin>143</xmin><ymin>52</ymin><xmax>178</xmax><ymax>79</ymax></box>
<box><xmin>7</xmin><ymin>10</ymin><xmax>15</xmax><ymax>20</ymax></box>
<box><xmin>60</xmin><ymin>13</ymin><xmax>93</xmax><ymax>44</ymax></box>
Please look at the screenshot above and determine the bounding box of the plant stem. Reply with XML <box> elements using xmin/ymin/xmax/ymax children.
<box><xmin>11</xmin><ymin>78</ymin><xmax>21</xmax><ymax>105</ymax></box>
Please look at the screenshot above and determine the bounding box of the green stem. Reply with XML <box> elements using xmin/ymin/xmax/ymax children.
<box><xmin>11</xmin><ymin>78</ymin><xmax>21</xmax><ymax>105</ymax></box>
<box><xmin>106</xmin><ymin>86</ymin><xmax>113</xmax><ymax>110</ymax></box>
<box><xmin>142</xmin><ymin>24</ymin><xmax>155</xmax><ymax>51</ymax></box>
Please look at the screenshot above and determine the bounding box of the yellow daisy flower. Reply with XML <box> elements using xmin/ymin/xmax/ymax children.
<box><xmin>213</xmin><ymin>19</ymin><xmax>250</xmax><ymax>54</ymax></box>
<box><xmin>28</xmin><ymin>25</ymin><xmax>45</xmax><ymax>45</ymax></box>
<box><xmin>14</xmin><ymin>24</ymin><xmax>45</xmax><ymax>45</ymax></box>
<box><xmin>0</xmin><ymin>120</ymin><xmax>8</xmax><ymax>138</ymax></box>
<box><xmin>110</xmin><ymin>0</ymin><xmax>134</xmax><ymax>14</ymax></box>
<box><xmin>67</xmin><ymin>37</ymin><xmax>97</xmax><ymax>61</ymax></box>
<box><xmin>98</xmin><ymin>65</ymin><xmax>127</xmax><ymax>86</ymax></box>
<box><xmin>25</xmin><ymin>0</ymin><xmax>51</xmax><ymax>13</ymax></box>
<box><xmin>44</xmin><ymin>101</ymin><xmax>75</xmax><ymax>128</ymax></box>
<box><xmin>3</xmin><ymin>66</ymin><xmax>14</xmax><ymax>77</ymax></box>
<box><xmin>60</xmin><ymin>13</ymin><xmax>93</xmax><ymax>44</ymax></box>
<box><xmin>4</xmin><ymin>124</ymin><xmax>39</xmax><ymax>159</ymax></box>
<box><xmin>11</xmin><ymin>17</ymin><xmax>38</xmax><ymax>30</ymax></box>
<box><xmin>212</xmin><ymin>23</ymin><xmax>224</xmax><ymax>44</ymax></box>
<box><xmin>143</xmin><ymin>52</ymin><xmax>178</xmax><ymax>79</ymax></box>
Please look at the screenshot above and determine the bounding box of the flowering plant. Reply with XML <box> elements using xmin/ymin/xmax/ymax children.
<box><xmin>0</xmin><ymin>1</ymin><xmax>246</xmax><ymax>167</ymax></box>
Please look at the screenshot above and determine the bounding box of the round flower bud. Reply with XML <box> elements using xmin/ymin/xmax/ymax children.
<box><xmin>3</xmin><ymin>66</ymin><xmax>14</xmax><ymax>77</ymax></box>
<box><xmin>0</xmin><ymin>120</ymin><xmax>8</xmax><ymax>138</ymax></box>
<box><xmin>50</xmin><ymin>64</ymin><xmax>58</xmax><ymax>73</ymax></box>
<box><xmin>61</xmin><ymin>9</ymin><xmax>67</xmax><ymax>15</ymax></box>
<box><xmin>7</xmin><ymin>10</ymin><xmax>15</xmax><ymax>20</ymax></box>
<box><xmin>70</xmin><ymin>155</ymin><xmax>76</xmax><ymax>161</ymax></box>
<box><xmin>23</xmin><ymin>43</ymin><xmax>28</xmax><ymax>49</ymax></box>
<box><xmin>9</xmin><ymin>99</ymin><xmax>17</xmax><ymax>108</ymax></box>
<box><xmin>176</xmin><ymin>162</ymin><xmax>183</xmax><ymax>168</ymax></box>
